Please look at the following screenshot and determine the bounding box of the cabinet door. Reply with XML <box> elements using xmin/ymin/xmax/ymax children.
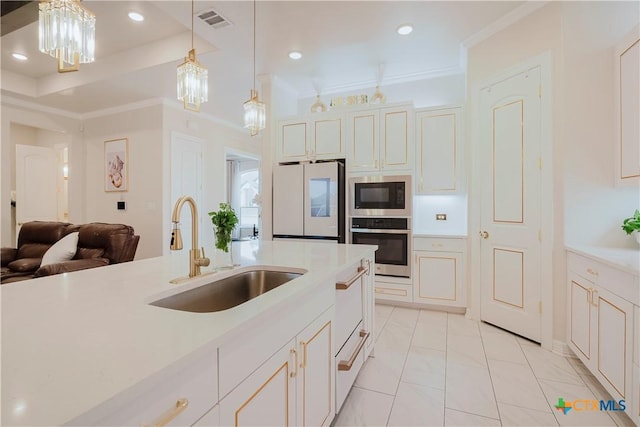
<box><xmin>194</xmin><ymin>405</ymin><xmax>219</xmax><ymax>427</ymax></box>
<box><xmin>279</xmin><ymin>120</ymin><xmax>309</xmax><ymax>162</ymax></box>
<box><xmin>567</xmin><ymin>276</ymin><xmax>593</xmax><ymax>368</ymax></box>
<box><xmin>415</xmin><ymin>108</ymin><xmax>462</xmax><ymax>193</ymax></box>
<box><xmin>632</xmin><ymin>363</ymin><xmax>640</xmax><ymax>427</ymax></box>
<box><xmin>594</xmin><ymin>287</ymin><xmax>634</xmax><ymax>402</ymax></box>
<box><xmin>220</xmin><ymin>340</ymin><xmax>295</xmax><ymax>427</ymax></box>
<box><xmin>413</xmin><ymin>251</ymin><xmax>463</xmax><ymax>306</ymax></box>
<box><xmin>297</xmin><ymin>308</ymin><xmax>334</xmax><ymax>427</ymax></box>
<box><xmin>380</xmin><ymin>106</ymin><xmax>412</xmax><ymax>171</ymax></box>
<box><xmin>313</xmin><ymin>116</ymin><xmax>344</xmax><ymax>160</ymax></box>
<box><xmin>348</xmin><ymin>111</ymin><xmax>379</xmax><ymax>171</ymax></box>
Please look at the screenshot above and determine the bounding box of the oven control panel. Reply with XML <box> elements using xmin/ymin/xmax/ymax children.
<box><xmin>351</xmin><ymin>217</ymin><xmax>409</xmax><ymax>230</ymax></box>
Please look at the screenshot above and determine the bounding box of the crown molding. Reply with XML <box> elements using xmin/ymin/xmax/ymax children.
<box><xmin>298</xmin><ymin>65</ymin><xmax>464</xmax><ymax>99</ymax></box>
<box><xmin>1</xmin><ymin>95</ymin><xmax>83</xmax><ymax>120</ymax></box>
<box><xmin>462</xmin><ymin>1</ymin><xmax>549</xmax><ymax>49</ymax></box>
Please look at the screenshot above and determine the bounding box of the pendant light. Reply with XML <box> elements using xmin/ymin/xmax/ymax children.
<box><xmin>38</xmin><ymin>0</ymin><xmax>96</xmax><ymax>73</ymax></box>
<box><xmin>177</xmin><ymin>0</ymin><xmax>209</xmax><ymax>112</ymax></box>
<box><xmin>243</xmin><ymin>0</ymin><xmax>266</xmax><ymax>136</ymax></box>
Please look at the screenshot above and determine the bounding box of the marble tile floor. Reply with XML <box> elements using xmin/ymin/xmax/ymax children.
<box><xmin>333</xmin><ymin>304</ymin><xmax>635</xmax><ymax>427</ymax></box>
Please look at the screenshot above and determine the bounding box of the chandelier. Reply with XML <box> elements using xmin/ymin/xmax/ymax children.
<box><xmin>38</xmin><ymin>0</ymin><xmax>96</xmax><ymax>73</ymax></box>
<box><xmin>243</xmin><ymin>0</ymin><xmax>266</xmax><ymax>136</ymax></box>
<box><xmin>177</xmin><ymin>0</ymin><xmax>208</xmax><ymax>112</ymax></box>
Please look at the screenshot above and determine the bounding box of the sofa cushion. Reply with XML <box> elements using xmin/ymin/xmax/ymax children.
<box><xmin>7</xmin><ymin>258</ymin><xmax>41</xmax><ymax>272</ymax></box>
<box><xmin>41</xmin><ymin>232</ymin><xmax>79</xmax><ymax>267</ymax></box>
<box><xmin>34</xmin><ymin>258</ymin><xmax>109</xmax><ymax>278</ymax></box>
<box><xmin>74</xmin><ymin>247</ymin><xmax>106</xmax><ymax>260</ymax></box>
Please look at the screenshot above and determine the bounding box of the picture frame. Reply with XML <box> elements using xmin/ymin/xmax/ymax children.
<box><xmin>104</xmin><ymin>138</ymin><xmax>129</xmax><ymax>192</ymax></box>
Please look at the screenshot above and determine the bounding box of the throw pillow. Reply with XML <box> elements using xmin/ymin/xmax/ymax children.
<box><xmin>40</xmin><ymin>232</ymin><xmax>79</xmax><ymax>267</ymax></box>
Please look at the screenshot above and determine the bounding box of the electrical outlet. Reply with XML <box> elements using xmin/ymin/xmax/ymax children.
<box><xmin>435</xmin><ymin>213</ymin><xmax>447</xmax><ymax>221</ymax></box>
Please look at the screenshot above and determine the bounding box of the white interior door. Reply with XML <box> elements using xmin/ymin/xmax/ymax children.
<box><xmin>15</xmin><ymin>144</ymin><xmax>58</xmax><ymax>237</ymax></box>
<box><xmin>479</xmin><ymin>67</ymin><xmax>543</xmax><ymax>342</ymax></box>
<box><xmin>171</xmin><ymin>134</ymin><xmax>202</xmax><ymax>253</ymax></box>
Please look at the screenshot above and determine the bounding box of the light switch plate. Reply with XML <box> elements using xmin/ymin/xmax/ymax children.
<box><xmin>436</xmin><ymin>213</ymin><xmax>447</xmax><ymax>221</ymax></box>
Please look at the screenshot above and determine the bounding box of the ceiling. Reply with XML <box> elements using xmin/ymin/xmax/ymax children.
<box><xmin>0</xmin><ymin>1</ymin><xmax>525</xmax><ymax>127</ymax></box>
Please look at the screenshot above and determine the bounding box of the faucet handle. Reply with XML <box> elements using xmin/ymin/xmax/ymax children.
<box><xmin>197</xmin><ymin>247</ymin><xmax>211</xmax><ymax>267</ymax></box>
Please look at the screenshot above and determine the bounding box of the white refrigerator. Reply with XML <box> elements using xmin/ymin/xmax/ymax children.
<box><xmin>273</xmin><ymin>161</ymin><xmax>345</xmax><ymax>242</ymax></box>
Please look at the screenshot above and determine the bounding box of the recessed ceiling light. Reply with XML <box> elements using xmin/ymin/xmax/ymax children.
<box><xmin>12</xmin><ymin>53</ymin><xmax>28</xmax><ymax>61</ymax></box>
<box><xmin>396</xmin><ymin>24</ymin><xmax>413</xmax><ymax>35</ymax></box>
<box><xmin>128</xmin><ymin>12</ymin><xmax>144</xmax><ymax>22</ymax></box>
<box><xmin>289</xmin><ymin>51</ymin><xmax>302</xmax><ymax>60</ymax></box>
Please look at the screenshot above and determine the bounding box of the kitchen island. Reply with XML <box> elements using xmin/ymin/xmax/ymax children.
<box><xmin>1</xmin><ymin>240</ymin><xmax>376</xmax><ymax>426</ymax></box>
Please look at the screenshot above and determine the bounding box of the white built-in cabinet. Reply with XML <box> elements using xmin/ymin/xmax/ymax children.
<box><xmin>220</xmin><ymin>308</ymin><xmax>334</xmax><ymax>427</ymax></box>
<box><xmin>614</xmin><ymin>26</ymin><xmax>640</xmax><ymax>184</ymax></box>
<box><xmin>349</xmin><ymin>105</ymin><xmax>413</xmax><ymax>173</ymax></box>
<box><xmin>415</xmin><ymin>107</ymin><xmax>464</xmax><ymax>194</ymax></box>
<box><xmin>567</xmin><ymin>251</ymin><xmax>639</xmax><ymax>422</ymax></box>
<box><xmin>277</xmin><ymin>115</ymin><xmax>345</xmax><ymax>163</ymax></box>
<box><xmin>633</xmin><ymin>305</ymin><xmax>640</xmax><ymax>426</ymax></box>
<box><xmin>413</xmin><ymin>237</ymin><xmax>466</xmax><ymax>307</ymax></box>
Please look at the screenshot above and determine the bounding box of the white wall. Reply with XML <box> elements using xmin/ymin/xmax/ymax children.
<box><xmin>162</xmin><ymin>103</ymin><xmax>259</xmax><ymax>256</ymax></box>
<box><xmin>297</xmin><ymin>74</ymin><xmax>466</xmax><ymax>115</ymax></box>
<box><xmin>413</xmin><ymin>195</ymin><xmax>468</xmax><ymax>235</ymax></box>
<box><xmin>467</xmin><ymin>1</ymin><xmax>640</xmax><ymax>343</ymax></box>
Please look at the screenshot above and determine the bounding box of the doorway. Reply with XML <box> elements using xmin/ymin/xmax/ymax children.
<box><xmin>225</xmin><ymin>151</ymin><xmax>260</xmax><ymax>241</ymax></box>
<box><xmin>473</xmin><ymin>53</ymin><xmax>553</xmax><ymax>348</ymax></box>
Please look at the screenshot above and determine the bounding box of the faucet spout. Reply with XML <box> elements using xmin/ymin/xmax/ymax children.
<box><xmin>170</xmin><ymin>196</ymin><xmax>210</xmax><ymax>278</ymax></box>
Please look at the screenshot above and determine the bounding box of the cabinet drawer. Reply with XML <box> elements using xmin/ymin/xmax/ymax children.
<box><xmin>335</xmin><ymin>321</ymin><xmax>367</xmax><ymax>412</ymax></box>
<box><xmin>567</xmin><ymin>252</ymin><xmax>638</xmax><ymax>305</ymax></box>
<box><xmin>413</xmin><ymin>237</ymin><xmax>465</xmax><ymax>252</ymax></box>
<box><xmin>86</xmin><ymin>347</ymin><xmax>218</xmax><ymax>427</ymax></box>
<box><xmin>335</xmin><ymin>261</ymin><xmax>364</xmax><ymax>353</ymax></box>
<box><xmin>374</xmin><ymin>281</ymin><xmax>412</xmax><ymax>302</ymax></box>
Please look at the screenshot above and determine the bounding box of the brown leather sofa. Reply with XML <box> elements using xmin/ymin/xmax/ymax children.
<box><xmin>1</xmin><ymin>221</ymin><xmax>140</xmax><ymax>284</ymax></box>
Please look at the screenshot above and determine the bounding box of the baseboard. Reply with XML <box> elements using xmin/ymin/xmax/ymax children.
<box><xmin>552</xmin><ymin>340</ymin><xmax>574</xmax><ymax>357</ymax></box>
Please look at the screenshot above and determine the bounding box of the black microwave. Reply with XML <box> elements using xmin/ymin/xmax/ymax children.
<box><xmin>349</xmin><ymin>175</ymin><xmax>412</xmax><ymax>217</ymax></box>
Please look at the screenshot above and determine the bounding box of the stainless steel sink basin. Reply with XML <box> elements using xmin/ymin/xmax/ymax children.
<box><xmin>150</xmin><ymin>269</ymin><xmax>304</xmax><ymax>313</ymax></box>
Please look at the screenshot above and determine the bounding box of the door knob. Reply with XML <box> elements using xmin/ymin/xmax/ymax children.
<box><xmin>479</xmin><ymin>230</ymin><xmax>490</xmax><ymax>239</ymax></box>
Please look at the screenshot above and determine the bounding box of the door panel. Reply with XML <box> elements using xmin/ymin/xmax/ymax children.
<box><xmin>480</xmin><ymin>67</ymin><xmax>542</xmax><ymax>342</ymax></box>
<box><xmin>15</xmin><ymin>144</ymin><xmax>58</xmax><ymax>235</ymax></box>
<box><xmin>350</xmin><ymin>113</ymin><xmax>378</xmax><ymax>170</ymax></box>
<box><xmin>273</xmin><ymin>164</ymin><xmax>304</xmax><ymax>236</ymax></box>
<box><xmin>569</xmin><ymin>279</ymin><xmax>591</xmax><ymax>361</ymax></box>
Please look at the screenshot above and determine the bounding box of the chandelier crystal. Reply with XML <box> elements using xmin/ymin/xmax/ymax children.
<box><xmin>38</xmin><ymin>0</ymin><xmax>96</xmax><ymax>73</ymax></box>
<box><xmin>243</xmin><ymin>0</ymin><xmax>266</xmax><ymax>136</ymax></box>
<box><xmin>177</xmin><ymin>0</ymin><xmax>208</xmax><ymax>112</ymax></box>
<box><xmin>244</xmin><ymin>89</ymin><xmax>266</xmax><ymax>136</ymax></box>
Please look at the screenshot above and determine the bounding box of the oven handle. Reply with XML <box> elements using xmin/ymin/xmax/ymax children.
<box><xmin>350</xmin><ymin>228</ymin><xmax>410</xmax><ymax>235</ymax></box>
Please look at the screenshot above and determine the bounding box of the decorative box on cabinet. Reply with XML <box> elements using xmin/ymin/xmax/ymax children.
<box><xmin>277</xmin><ymin>114</ymin><xmax>345</xmax><ymax>163</ymax></box>
<box><xmin>415</xmin><ymin>107</ymin><xmax>464</xmax><ymax>194</ymax></box>
<box><xmin>566</xmin><ymin>250</ymin><xmax>638</xmax><ymax>422</ymax></box>
<box><xmin>348</xmin><ymin>104</ymin><xmax>413</xmax><ymax>173</ymax></box>
<box><xmin>413</xmin><ymin>236</ymin><xmax>466</xmax><ymax>307</ymax></box>
<box><xmin>614</xmin><ymin>25</ymin><xmax>640</xmax><ymax>184</ymax></box>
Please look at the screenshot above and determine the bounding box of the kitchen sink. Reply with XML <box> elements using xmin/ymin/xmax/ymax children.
<box><xmin>150</xmin><ymin>268</ymin><xmax>305</xmax><ymax>313</ymax></box>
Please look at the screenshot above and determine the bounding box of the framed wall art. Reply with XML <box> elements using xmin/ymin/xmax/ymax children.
<box><xmin>104</xmin><ymin>138</ymin><xmax>128</xmax><ymax>192</ymax></box>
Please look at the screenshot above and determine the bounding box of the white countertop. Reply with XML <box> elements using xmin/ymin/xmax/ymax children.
<box><xmin>566</xmin><ymin>244</ymin><xmax>640</xmax><ymax>276</ymax></box>
<box><xmin>1</xmin><ymin>240</ymin><xmax>376</xmax><ymax>426</ymax></box>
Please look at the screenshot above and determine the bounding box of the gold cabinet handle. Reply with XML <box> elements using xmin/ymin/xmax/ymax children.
<box><xmin>587</xmin><ymin>287</ymin><xmax>592</xmax><ymax>305</ymax></box>
<box><xmin>591</xmin><ymin>288</ymin><xmax>598</xmax><ymax>306</ymax></box>
<box><xmin>336</xmin><ymin>266</ymin><xmax>368</xmax><ymax>290</ymax></box>
<box><xmin>432</xmin><ymin>243</ymin><xmax>444</xmax><ymax>248</ymax></box>
<box><xmin>587</xmin><ymin>268</ymin><xmax>599</xmax><ymax>277</ymax></box>
<box><xmin>143</xmin><ymin>398</ymin><xmax>189</xmax><ymax>427</ymax></box>
<box><xmin>365</xmin><ymin>259</ymin><xmax>372</xmax><ymax>276</ymax></box>
<box><xmin>338</xmin><ymin>331</ymin><xmax>370</xmax><ymax>371</ymax></box>
<box><xmin>290</xmin><ymin>348</ymin><xmax>298</xmax><ymax>378</ymax></box>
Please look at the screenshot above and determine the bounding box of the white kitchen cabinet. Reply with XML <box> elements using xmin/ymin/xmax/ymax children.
<box><xmin>220</xmin><ymin>308</ymin><xmax>335</xmax><ymax>427</ymax></box>
<box><xmin>348</xmin><ymin>104</ymin><xmax>413</xmax><ymax>173</ymax></box>
<box><xmin>415</xmin><ymin>107</ymin><xmax>464</xmax><ymax>194</ymax></box>
<box><xmin>614</xmin><ymin>26</ymin><xmax>640</xmax><ymax>184</ymax></box>
<box><xmin>277</xmin><ymin>115</ymin><xmax>346</xmax><ymax>163</ymax></box>
<box><xmin>374</xmin><ymin>276</ymin><xmax>413</xmax><ymax>304</ymax></box>
<box><xmin>566</xmin><ymin>251</ymin><xmax>637</xmax><ymax>412</ymax></box>
<box><xmin>412</xmin><ymin>236</ymin><xmax>466</xmax><ymax>307</ymax></box>
<box><xmin>194</xmin><ymin>405</ymin><xmax>219</xmax><ymax>426</ymax></box>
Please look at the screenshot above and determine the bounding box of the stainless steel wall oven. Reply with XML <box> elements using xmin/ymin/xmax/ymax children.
<box><xmin>350</xmin><ymin>217</ymin><xmax>411</xmax><ymax>278</ymax></box>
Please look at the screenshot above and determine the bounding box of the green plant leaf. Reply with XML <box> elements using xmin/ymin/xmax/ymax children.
<box><xmin>208</xmin><ymin>203</ymin><xmax>239</xmax><ymax>250</ymax></box>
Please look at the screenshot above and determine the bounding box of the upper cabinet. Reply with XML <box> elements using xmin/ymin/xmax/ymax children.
<box><xmin>348</xmin><ymin>104</ymin><xmax>414</xmax><ymax>173</ymax></box>
<box><xmin>415</xmin><ymin>106</ymin><xmax>464</xmax><ymax>194</ymax></box>
<box><xmin>614</xmin><ymin>26</ymin><xmax>640</xmax><ymax>185</ymax></box>
<box><xmin>277</xmin><ymin>114</ymin><xmax>345</xmax><ymax>163</ymax></box>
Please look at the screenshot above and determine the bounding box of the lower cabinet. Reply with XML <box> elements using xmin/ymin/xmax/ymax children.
<box><xmin>567</xmin><ymin>251</ymin><xmax>638</xmax><ymax>425</ymax></box>
<box><xmin>194</xmin><ymin>405</ymin><xmax>219</xmax><ymax>426</ymax></box>
<box><xmin>220</xmin><ymin>308</ymin><xmax>334</xmax><ymax>427</ymax></box>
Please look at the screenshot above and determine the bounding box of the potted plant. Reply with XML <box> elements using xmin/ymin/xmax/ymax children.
<box><xmin>208</xmin><ymin>203</ymin><xmax>239</xmax><ymax>268</ymax></box>
<box><xmin>621</xmin><ymin>209</ymin><xmax>640</xmax><ymax>245</ymax></box>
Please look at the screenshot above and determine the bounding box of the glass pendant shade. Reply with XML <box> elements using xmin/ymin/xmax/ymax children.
<box><xmin>244</xmin><ymin>89</ymin><xmax>266</xmax><ymax>136</ymax></box>
<box><xmin>177</xmin><ymin>49</ymin><xmax>209</xmax><ymax>112</ymax></box>
<box><xmin>39</xmin><ymin>0</ymin><xmax>95</xmax><ymax>73</ymax></box>
<box><xmin>370</xmin><ymin>85</ymin><xmax>386</xmax><ymax>104</ymax></box>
